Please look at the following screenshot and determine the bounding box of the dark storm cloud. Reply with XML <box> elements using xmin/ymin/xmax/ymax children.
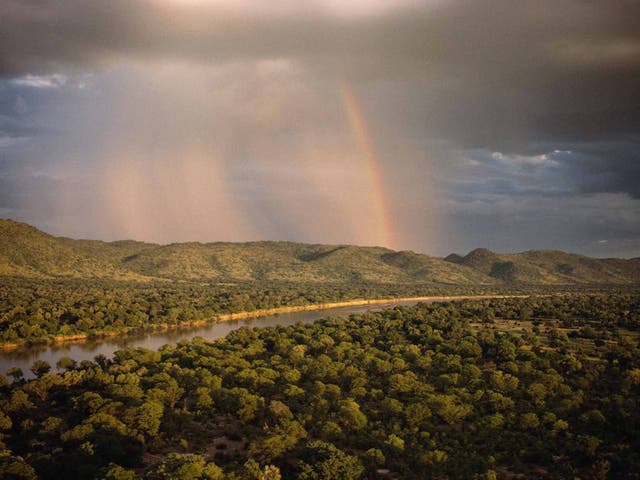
<box><xmin>558</xmin><ymin>143</ymin><xmax>640</xmax><ymax>199</ymax></box>
<box><xmin>3</xmin><ymin>0</ymin><xmax>640</xmax><ymax>150</ymax></box>
<box><xmin>450</xmin><ymin>142</ymin><xmax>640</xmax><ymax>201</ymax></box>
<box><xmin>0</xmin><ymin>114</ymin><xmax>37</xmax><ymax>139</ymax></box>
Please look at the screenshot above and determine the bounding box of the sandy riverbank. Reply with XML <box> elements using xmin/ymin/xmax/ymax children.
<box><xmin>0</xmin><ymin>294</ymin><xmax>526</xmax><ymax>351</ymax></box>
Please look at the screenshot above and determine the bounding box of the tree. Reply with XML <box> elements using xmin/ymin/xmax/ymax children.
<box><xmin>338</xmin><ymin>400</ymin><xmax>367</xmax><ymax>431</ymax></box>
<box><xmin>0</xmin><ymin>455</ymin><xmax>38</xmax><ymax>480</ymax></box>
<box><xmin>496</xmin><ymin>338</ymin><xmax>516</xmax><ymax>362</ymax></box>
<box><xmin>135</xmin><ymin>401</ymin><xmax>164</xmax><ymax>437</ymax></box>
<box><xmin>94</xmin><ymin>354</ymin><xmax>109</xmax><ymax>369</ymax></box>
<box><xmin>437</xmin><ymin>398</ymin><xmax>472</xmax><ymax>425</ymax></box>
<box><xmin>56</xmin><ymin>356</ymin><xmax>78</xmax><ymax>371</ymax></box>
<box><xmin>248</xmin><ymin>421</ymin><xmax>307</xmax><ymax>462</ymax></box>
<box><xmin>6</xmin><ymin>367</ymin><xmax>24</xmax><ymax>383</ymax></box>
<box><xmin>241</xmin><ymin>460</ymin><xmax>282</xmax><ymax>480</ymax></box>
<box><xmin>145</xmin><ymin>454</ymin><xmax>223</xmax><ymax>480</ymax></box>
<box><xmin>29</xmin><ymin>360</ymin><xmax>51</xmax><ymax>378</ymax></box>
<box><xmin>258</xmin><ymin>465</ymin><xmax>281</xmax><ymax>480</ymax></box>
<box><xmin>297</xmin><ymin>441</ymin><xmax>364</xmax><ymax>480</ymax></box>
<box><xmin>363</xmin><ymin>448</ymin><xmax>385</xmax><ymax>469</ymax></box>
<box><xmin>0</xmin><ymin>411</ymin><xmax>13</xmax><ymax>430</ymax></box>
<box><xmin>519</xmin><ymin>412</ymin><xmax>540</xmax><ymax>430</ymax></box>
<box><xmin>98</xmin><ymin>463</ymin><xmax>136</xmax><ymax>480</ymax></box>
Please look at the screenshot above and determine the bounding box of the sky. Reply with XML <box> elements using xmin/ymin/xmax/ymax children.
<box><xmin>1</xmin><ymin>0</ymin><xmax>639</xmax><ymax>257</ymax></box>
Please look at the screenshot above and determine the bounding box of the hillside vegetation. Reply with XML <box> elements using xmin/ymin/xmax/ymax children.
<box><xmin>0</xmin><ymin>221</ymin><xmax>148</xmax><ymax>281</ymax></box>
<box><xmin>1</xmin><ymin>219</ymin><xmax>639</xmax><ymax>285</ymax></box>
<box><xmin>445</xmin><ymin>248</ymin><xmax>640</xmax><ymax>285</ymax></box>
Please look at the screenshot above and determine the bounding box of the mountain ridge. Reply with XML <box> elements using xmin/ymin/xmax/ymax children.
<box><xmin>445</xmin><ymin>247</ymin><xmax>640</xmax><ymax>284</ymax></box>
<box><xmin>1</xmin><ymin>219</ymin><xmax>639</xmax><ymax>285</ymax></box>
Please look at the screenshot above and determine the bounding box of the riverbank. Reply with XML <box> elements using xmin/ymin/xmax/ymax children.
<box><xmin>0</xmin><ymin>294</ymin><xmax>526</xmax><ymax>352</ymax></box>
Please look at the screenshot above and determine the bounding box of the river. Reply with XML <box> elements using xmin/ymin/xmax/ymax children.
<box><xmin>1</xmin><ymin>299</ymin><xmax>430</xmax><ymax>379</ymax></box>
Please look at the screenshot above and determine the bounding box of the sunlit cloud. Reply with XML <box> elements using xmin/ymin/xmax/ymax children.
<box><xmin>491</xmin><ymin>152</ymin><xmax>560</xmax><ymax>168</ymax></box>
<box><xmin>11</xmin><ymin>74</ymin><xmax>67</xmax><ymax>89</ymax></box>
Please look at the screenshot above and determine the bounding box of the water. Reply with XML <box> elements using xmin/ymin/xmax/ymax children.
<box><xmin>0</xmin><ymin>300</ymin><xmax>425</xmax><ymax>378</ymax></box>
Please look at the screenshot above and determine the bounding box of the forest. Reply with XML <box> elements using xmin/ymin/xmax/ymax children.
<box><xmin>0</xmin><ymin>277</ymin><xmax>613</xmax><ymax>347</ymax></box>
<box><xmin>1</xmin><ymin>294</ymin><xmax>639</xmax><ymax>479</ymax></box>
<box><xmin>0</xmin><ymin>279</ymin><xmax>481</xmax><ymax>346</ymax></box>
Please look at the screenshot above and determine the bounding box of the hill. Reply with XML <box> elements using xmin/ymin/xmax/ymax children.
<box><xmin>0</xmin><ymin>220</ymin><xmax>149</xmax><ymax>280</ymax></box>
<box><xmin>1</xmin><ymin>219</ymin><xmax>639</xmax><ymax>285</ymax></box>
<box><xmin>445</xmin><ymin>247</ymin><xmax>640</xmax><ymax>284</ymax></box>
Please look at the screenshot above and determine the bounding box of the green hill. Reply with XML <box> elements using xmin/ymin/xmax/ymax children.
<box><xmin>111</xmin><ymin>242</ymin><xmax>495</xmax><ymax>284</ymax></box>
<box><xmin>1</xmin><ymin>219</ymin><xmax>639</xmax><ymax>285</ymax></box>
<box><xmin>0</xmin><ymin>219</ymin><xmax>149</xmax><ymax>280</ymax></box>
<box><xmin>445</xmin><ymin>247</ymin><xmax>640</xmax><ymax>284</ymax></box>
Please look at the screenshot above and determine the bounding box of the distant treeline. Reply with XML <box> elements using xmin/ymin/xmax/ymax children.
<box><xmin>0</xmin><ymin>294</ymin><xmax>639</xmax><ymax>479</ymax></box>
<box><xmin>0</xmin><ymin>278</ymin><xmax>629</xmax><ymax>346</ymax></box>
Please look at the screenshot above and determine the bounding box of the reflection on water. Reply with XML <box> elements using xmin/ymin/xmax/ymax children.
<box><xmin>1</xmin><ymin>300</ymin><xmax>423</xmax><ymax>378</ymax></box>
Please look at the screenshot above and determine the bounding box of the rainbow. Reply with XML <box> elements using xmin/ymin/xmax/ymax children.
<box><xmin>340</xmin><ymin>80</ymin><xmax>395</xmax><ymax>250</ymax></box>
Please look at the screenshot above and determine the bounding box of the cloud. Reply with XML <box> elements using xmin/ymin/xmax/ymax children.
<box><xmin>449</xmin><ymin>143</ymin><xmax>640</xmax><ymax>201</ymax></box>
<box><xmin>0</xmin><ymin>134</ymin><xmax>29</xmax><ymax>148</ymax></box>
<box><xmin>0</xmin><ymin>0</ymin><xmax>639</xmax><ymax>256</ymax></box>
<box><xmin>2</xmin><ymin>0</ymin><xmax>639</xmax><ymax>148</ymax></box>
<box><xmin>11</xmin><ymin>74</ymin><xmax>67</xmax><ymax>89</ymax></box>
<box><xmin>491</xmin><ymin>152</ymin><xmax>560</xmax><ymax>168</ymax></box>
<box><xmin>444</xmin><ymin>192</ymin><xmax>640</xmax><ymax>256</ymax></box>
